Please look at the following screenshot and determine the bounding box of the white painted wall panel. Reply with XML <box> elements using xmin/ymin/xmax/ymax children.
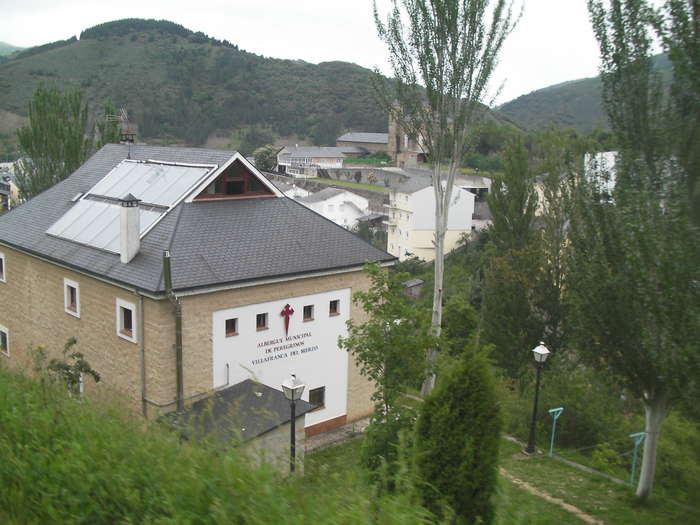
<box><xmin>212</xmin><ymin>288</ymin><xmax>351</xmax><ymax>428</ymax></box>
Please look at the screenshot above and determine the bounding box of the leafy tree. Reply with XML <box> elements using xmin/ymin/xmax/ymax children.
<box><xmin>340</xmin><ymin>264</ymin><xmax>435</xmax><ymax>415</ymax></box>
<box><xmin>239</xmin><ymin>126</ymin><xmax>274</xmax><ymax>156</ymax></box>
<box><xmin>414</xmin><ymin>350</ymin><xmax>501</xmax><ymax>523</ymax></box>
<box><xmin>571</xmin><ymin>0</ymin><xmax>700</xmax><ymax>501</ymax></box>
<box><xmin>253</xmin><ymin>144</ymin><xmax>278</xmax><ymax>172</ymax></box>
<box><xmin>655</xmin><ymin>0</ymin><xmax>700</xmax><ymax>224</ymax></box>
<box><xmin>35</xmin><ymin>337</ymin><xmax>100</xmax><ymax>397</ymax></box>
<box><xmin>15</xmin><ymin>84</ymin><xmax>92</xmax><ymax>201</ymax></box>
<box><xmin>441</xmin><ymin>295</ymin><xmax>480</xmax><ymax>355</ymax></box>
<box><xmin>339</xmin><ymin>263</ymin><xmax>436</xmax><ymax>470</ymax></box>
<box><xmin>487</xmin><ymin>137</ymin><xmax>538</xmax><ymax>251</ymax></box>
<box><xmin>481</xmin><ymin>139</ymin><xmax>542</xmax><ymax>378</ymax></box>
<box><xmin>373</xmin><ymin>0</ymin><xmax>519</xmax><ymax>396</ymax></box>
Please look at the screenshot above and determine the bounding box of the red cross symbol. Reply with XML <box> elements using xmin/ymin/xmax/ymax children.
<box><xmin>280</xmin><ymin>303</ymin><xmax>294</xmax><ymax>337</ymax></box>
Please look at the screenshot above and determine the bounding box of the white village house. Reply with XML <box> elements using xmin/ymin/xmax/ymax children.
<box><xmin>385</xmin><ymin>176</ymin><xmax>476</xmax><ymax>261</ymax></box>
<box><xmin>276</xmin><ymin>146</ymin><xmax>364</xmax><ymax>179</ymax></box>
<box><xmin>297</xmin><ymin>187</ymin><xmax>370</xmax><ymax>229</ymax></box>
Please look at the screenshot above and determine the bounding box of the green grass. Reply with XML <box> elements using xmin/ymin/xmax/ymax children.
<box><xmin>305</xmin><ymin>437</ymin><xmax>700</xmax><ymax>525</ymax></box>
<box><xmin>499</xmin><ymin>440</ymin><xmax>698</xmax><ymax>524</ymax></box>
<box><xmin>0</xmin><ymin>367</ymin><xmax>431</xmax><ymax>524</ymax></box>
<box><xmin>305</xmin><ymin>438</ymin><xmax>594</xmax><ymax>525</ymax></box>
<box><xmin>309</xmin><ymin>178</ymin><xmax>391</xmax><ymax>193</ymax></box>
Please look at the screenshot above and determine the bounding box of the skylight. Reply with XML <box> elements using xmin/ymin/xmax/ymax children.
<box><xmin>46</xmin><ymin>159</ymin><xmax>215</xmax><ymax>253</ymax></box>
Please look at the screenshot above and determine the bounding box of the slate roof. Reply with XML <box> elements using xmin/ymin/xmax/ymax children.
<box><xmin>337</xmin><ymin>132</ymin><xmax>389</xmax><ymax>144</ymax></box>
<box><xmin>298</xmin><ymin>187</ymin><xmax>348</xmax><ymax>204</ymax></box>
<box><xmin>0</xmin><ymin>144</ymin><xmax>394</xmax><ymax>294</ymax></box>
<box><xmin>281</xmin><ymin>146</ymin><xmax>348</xmax><ymax>158</ymax></box>
<box><xmin>171</xmin><ymin>379</ymin><xmax>315</xmax><ymax>443</ymax></box>
<box><xmin>392</xmin><ymin>173</ymin><xmax>433</xmax><ymax>193</ymax></box>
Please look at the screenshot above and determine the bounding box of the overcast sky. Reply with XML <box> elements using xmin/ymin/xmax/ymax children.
<box><xmin>1</xmin><ymin>0</ymin><xmax>607</xmax><ymax>105</ymax></box>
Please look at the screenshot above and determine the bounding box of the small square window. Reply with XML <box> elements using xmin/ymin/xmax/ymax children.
<box><xmin>116</xmin><ymin>298</ymin><xmax>137</xmax><ymax>343</ymax></box>
<box><xmin>309</xmin><ymin>386</ymin><xmax>325</xmax><ymax>408</ymax></box>
<box><xmin>329</xmin><ymin>300</ymin><xmax>340</xmax><ymax>316</ymax></box>
<box><xmin>64</xmin><ymin>278</ymin><xmax>80</xmax><ymax>318</ymax></box>
<box><xmin>0</xmin><ymin>252</ymin><xmax>5</xmax><ymax>283</ymax></box>
<box><xmin>0</xmin><ymin>326</ymin><xmax>8</xmax><ymax>357</ymax></box>
<box><xmin>225</xmin><ymin>318</ymin><xmax>238</xmax><ymax>337</ymax></box>
<box><xmin>303</xmin><ymin>304</ymin><xmax>314</xmax><ymax>321</ymax></box>
<box><xmin>256</xmin><ymin>313</ymin><xmax>268</xmax><ymax>331</ymax></box>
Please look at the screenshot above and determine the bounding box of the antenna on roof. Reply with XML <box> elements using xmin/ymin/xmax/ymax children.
<box><xmin>105</xmin><ymin>107</ymin><xmax>136</xmax><ymax>145</ymax></box>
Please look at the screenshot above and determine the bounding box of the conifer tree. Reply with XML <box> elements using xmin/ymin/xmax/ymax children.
<box><xmin>15</xmin><ymin>84</ymin><xmax>92</xmax><ymax>201</ymax></box>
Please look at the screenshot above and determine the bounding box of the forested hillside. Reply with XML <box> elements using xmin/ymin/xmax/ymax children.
<box><xmin>496</xmin><ymin>53</ymin><xmax>672</xmax><ymax>133</ymax></box>
<box><xmin>0</xmin><ymin>19</ymin><xmax>387</xmax><ymax>152</ymax></box>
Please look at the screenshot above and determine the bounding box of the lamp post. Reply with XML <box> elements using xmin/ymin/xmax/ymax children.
<box><xmin>281</xmin><ymin>374</ymin><xmax>305</xmax><ymax>473</ymax></box>
<box><xmin>526</xmin><ymin>342</ymin><xmax>550</xmax><ymax>454</ymax></box>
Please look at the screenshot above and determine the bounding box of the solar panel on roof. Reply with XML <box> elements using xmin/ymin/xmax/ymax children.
<box><xmin>89</xmin><ymin>160</ymin><xmax>212</xmax><ymax>206</ymax></box>
<box><xmin>46</xmin><ymin>159</ymin><xmax>216</xmax><ymax>253</ymax></box>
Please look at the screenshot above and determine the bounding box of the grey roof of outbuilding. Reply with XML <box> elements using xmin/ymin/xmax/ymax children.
<box><xmin>337</xmin><ymin>132</ymin><xmax>389</xmax><ymax>144</ymax></box>
<box><xmin>298</xmin><ymin>187</ymin><xmax>359</xmax><ymax>204</ymax></box>
<box><xmin>392</xmin><ymin>173</ymin><xmax>433</xmax><ymax>193</ymax></box>
<box><xmin>0</xmin><ymin>144</ymin><xmax>393</xmax><ymax>293</ymax></box>
<box><xmin>281</xmin><ymin>146</ymin><xmax>348</xmax><ymax>158</ymax></box>
<box><xmin>170</xmin><ymin>379</ymin><xmax>315</xmax><ymax>443</ymax></box>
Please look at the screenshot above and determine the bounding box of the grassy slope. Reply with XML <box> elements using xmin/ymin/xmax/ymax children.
<box><xmin>307</xmin><ymin>438</ymin><xmax>699</xmax><ymax>525</ymax></box>
<box><xmin>0</xmin><ymin>367</ymin><xmax>430</xmax><ymax>524</ymax></box>
<box><xmin>499</xmin><ymin>440</ymin><xmax>697</xmax><ymax>524</ymax></box>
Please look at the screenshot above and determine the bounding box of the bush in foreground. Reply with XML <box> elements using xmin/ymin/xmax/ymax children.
<box><xmin>0</xmin><ymin>367</ymin><xmax>432</xmax><ymax>524</ymax></box>
<box><xmin>415</xmin><ymin>351</ymin><xmax>501</xmax><ymax>524</ymax></box>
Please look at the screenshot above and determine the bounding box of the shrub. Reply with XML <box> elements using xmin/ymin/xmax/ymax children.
<box><xmin>591</xmin><ymin>443</ymin><xmax>624</xmax><ymax>475</ymax></box>
<box><xmin>361</xmin><ymin>408</ymin><xmax>416</xmax><ymax>476</ymax></box>
<box><xmin>499</xmin><ymin>364</ymin><xmax>630</xmax><ymax>450</ymax></box>
<box><xmin>0</xmin><ymin>367</ymin><xmax>432</xmax><ymax>523</ymax></box>
<box><xmin>414</xmin><ymin>351</ymin><xmax>501</xmax><ymax>524</ymax></box>
<box><xmin>655</xmin><ymin>411</ymin><xmax>700</xmax><ymax>503</ymax></box>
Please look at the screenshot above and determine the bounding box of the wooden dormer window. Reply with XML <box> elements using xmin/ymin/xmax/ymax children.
<box><xmin>194</xmin><ymin>160</ymin><xmax>274</xmax><ymax>201</ymax></box>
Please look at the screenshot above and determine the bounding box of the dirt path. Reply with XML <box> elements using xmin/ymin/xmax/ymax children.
<box><xmin>500</xmin><ymin>468</ymin><xmax>605</xmax><ymax>525</ymax></box>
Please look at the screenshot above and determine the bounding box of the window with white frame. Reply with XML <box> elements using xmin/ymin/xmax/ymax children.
<box><xmin>0</xmin><ymin>325</ymin><xmax>8</xmax><ymax>357</ymax></box>
<box><xmin>64</xmin><ymin>278</ymin><xmax>80</xmax><ymax>318</ymax></box>
<box><xmin>0</xmin><ymin>252</ymin><xmax>5</xmax><ymax>283</ymax></box>
<box><xmin>116</xmin><ymin>298</ymin><xmax>137</xmax><ymax>342</ymax></box>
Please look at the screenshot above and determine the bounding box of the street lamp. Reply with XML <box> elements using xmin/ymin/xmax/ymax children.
<box><xmin>526</xmin><ymin>342</ymin><xmax>550</xmax><ymax>454</ymax></box>
<box><xmin>282</xmin><ymin>374</ymin><xmax>305</xmax><ymax>473</ymax></box>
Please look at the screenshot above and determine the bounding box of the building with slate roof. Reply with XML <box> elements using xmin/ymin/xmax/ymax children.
<box><xmin>276</xmin><ymin>145</ymin><xmax>366</xmax><ymax>178</ymax></box>
<box><xmin>336</xmin><ymin>132</ymin><xmax>389</xmax><ymax>156</ymax></box>
<box><xmin>172</xmin><ymin>379</ymin><xmax>314</xmax><ymax>469</ymax></box>
<box><xmin>297</xmin><ymin>187</ymin><xmax>369</xmax><ymax>229</ymax></box>
<box><xmin>0</xmin><ymin>144</ymin><xmax>393</xmax><ymax>437</ymax></box>
<box><xmin>385</xmin><ymin>178</ymin><xmax>475</xmax><ymax>262</ymax></box>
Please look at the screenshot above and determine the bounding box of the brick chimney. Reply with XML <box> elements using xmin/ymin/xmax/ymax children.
<box><xmin>120</xmin><ymin>193</ymin><xmax>141</xmax><ymax>264</ymax></box>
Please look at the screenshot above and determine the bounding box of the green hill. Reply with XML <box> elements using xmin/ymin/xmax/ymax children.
<box><xmin>0</xmin><ymin>19</ymin><xmax>388</xmax><ymax>152</ymax></box>
<box><xmin>496</xmin><ymin>53</ymin><xmax>672</xmax><ymax>133</ymax></box>
<box><xmin>0</xmin><ymin>42</ymin><xmax>23</xmax><ymax>57</ymax></box>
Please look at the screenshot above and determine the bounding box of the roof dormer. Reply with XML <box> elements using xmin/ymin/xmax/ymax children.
<box><xmin>193</xmin><ymin>158</ymin><xmax>277</xmax><ymax>201</ymax></box>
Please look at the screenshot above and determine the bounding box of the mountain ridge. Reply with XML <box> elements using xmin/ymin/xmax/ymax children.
<box><xmin>0</xmin><ymin>19</ymin><xmax>389</xmax><ymax>155</ymax></box>
<box><xmin>496</xmin><ymin>53</ymin><xmax>672</xmax><ymax>133</ymax></box>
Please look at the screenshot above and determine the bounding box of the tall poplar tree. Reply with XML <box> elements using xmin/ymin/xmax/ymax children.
<box><xmin>373</xmin><ymin>0</ymin><xmax>519</xmax><ymax>395</ymax></box>
<box><xmin>570</xmin><ymin>0</ymin><xmax>700</xmax><ymax>501</ymax></box>
<box><xmin>15</xmin><ymin>84</ymin><xmax>92</xmax><ymax>201</ymax></box>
